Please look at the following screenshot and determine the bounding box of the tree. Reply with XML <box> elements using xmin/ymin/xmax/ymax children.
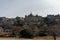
<box><xmin>44</xmin><ymin>17</ymin><xmax>56</xmax><ymax>26</ymax></box>
<box><xmin>14</xmin><ymin>16</ymin><xmax>24</xmax><ymax>26</ymax></box>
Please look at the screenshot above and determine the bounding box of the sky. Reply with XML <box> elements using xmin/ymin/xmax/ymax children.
<box><xmin>0</xmin><ymin>0</ymin><xmax>60</xmax><ymax>18</ymax></box>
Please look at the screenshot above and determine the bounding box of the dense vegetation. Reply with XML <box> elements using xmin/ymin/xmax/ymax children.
<box><xmin>0</xmin><ymin>14</ymin><xmax>60</xmax><ymax>39</ymax></box>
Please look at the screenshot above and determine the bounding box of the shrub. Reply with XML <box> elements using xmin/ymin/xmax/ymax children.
<box><xmin>19</xmin><ymin>29</ymin><xmax>33</xmax><ymax>38</ymax></box>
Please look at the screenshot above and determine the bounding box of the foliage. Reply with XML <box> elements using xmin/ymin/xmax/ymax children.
<box><xmin>19</xmin><ymin>29</ymin><xmax>33</xmax><ymax>38</ymax></box>
<box><xmin>14</xmin><ymin>16</ymin><xmax>24</xmax><ymax>26</ymax></box>
<box><xmin>44</xmin><ymin>17</ymin><xmax>56</xmax><ymax>26</ymax></box>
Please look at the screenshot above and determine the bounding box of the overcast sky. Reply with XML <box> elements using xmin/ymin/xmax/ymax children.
<box><xmin>0</xmin><ymin>0</ymin><xmax>60</xmax><ymax>18</ymax></box>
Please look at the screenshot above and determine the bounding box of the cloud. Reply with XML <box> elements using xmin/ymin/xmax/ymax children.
<box><xmin>0</xmin><ymin>0</ymin><xmax>59</xmax><ymax>18</ymax></box>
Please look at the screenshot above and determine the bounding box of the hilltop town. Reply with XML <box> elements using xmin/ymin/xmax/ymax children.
<box><xmin>0</xmin><ymin>13</ymin><xmax>60</xmax><ymax>38</ymax></box>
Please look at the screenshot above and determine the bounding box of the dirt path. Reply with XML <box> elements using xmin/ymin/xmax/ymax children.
<box><xmin>0</xmin><ymin>36</ymin><xmax>59</xmax><ymax>40</ymax></box>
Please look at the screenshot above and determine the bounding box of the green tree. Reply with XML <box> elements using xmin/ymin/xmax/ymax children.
<box><xmin>14</xmin><ymin>16</ymin><xmax>24</xmax><ymax>26</ymax></box>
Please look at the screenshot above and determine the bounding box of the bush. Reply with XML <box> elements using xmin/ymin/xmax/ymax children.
<box><xmin>38</xmin><ymin>31</ymin><xmax>48</xmax><ymax>37</ymax></box>
<box><xmin>19</xmin><ymin>29</ymin><xmax>33</xmax><ymax>38</ymax></box>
